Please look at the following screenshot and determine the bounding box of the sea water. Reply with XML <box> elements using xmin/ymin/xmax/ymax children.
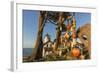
<box><xmin>23</xmin><ymin>48</ymin><xmax>33</xmax><ymax>57</ymax></box>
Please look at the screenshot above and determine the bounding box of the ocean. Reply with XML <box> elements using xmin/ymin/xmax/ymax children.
<box><xmin>23</xmin><ymin>48</ymin><xmax>33</xmax><ymax>57</ymax></box>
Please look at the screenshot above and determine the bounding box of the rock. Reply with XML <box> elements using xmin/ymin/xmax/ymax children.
<box><xmin>78</xmin><ymin>23</ymin><xmax>91</xmax><ymax>58</ymax></box>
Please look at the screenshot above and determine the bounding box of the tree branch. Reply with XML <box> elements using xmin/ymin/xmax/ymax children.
<box><xmin>39</xmin><ymin>12</ymin><xmax>48</xmax><ymax>32</ymax></box>
<box><xmin>47</xmin><ymin>18</ymin><xmax>57</xmax><ymax>25</ymax></box>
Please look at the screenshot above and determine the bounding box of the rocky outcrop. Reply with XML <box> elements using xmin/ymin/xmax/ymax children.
<box><xmin>78</xmin><ymin>23</ymin><xmax>91</xmax><ymax>57</ymax></box>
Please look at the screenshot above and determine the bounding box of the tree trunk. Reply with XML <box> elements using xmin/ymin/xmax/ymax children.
<box><xmin>34</xmin><ymin>31</ymin><xmax>43</xmax><ymax>60</ymax></box>
<box><xmin>55</xmin><ymin>27</ymin><xmax>61</xmax><ymax>50</ymax></box>
<box><xmin>29</xmin><ymin>12</ymin><xmax>46</xmax><ymax>61</ymax></box>
<box><xmin>55</xmin><ymin>12</ymin><xmax>64</xmax><ymax>50</ymax></box>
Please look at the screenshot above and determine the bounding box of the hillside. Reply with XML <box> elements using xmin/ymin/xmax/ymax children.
<box><xmin>78</xmin><ymin>23</ymin><xmax>91</xmax><ymax>56</ymax></box>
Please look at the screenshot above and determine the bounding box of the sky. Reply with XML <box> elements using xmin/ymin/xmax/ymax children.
<box><xmin>22</xmin><ymin>10</ymin><xmax>91</xmax><ymax>48</ymax></box>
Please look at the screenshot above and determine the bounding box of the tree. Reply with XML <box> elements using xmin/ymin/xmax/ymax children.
<box><xmin>55</xmin><ymin>12</ymin><xmax>64</xmax><ymax>50</ymax></box>
<box><xmin>29</xmin><ymin>11</ymin><xmax>47</xmax><ymax>61</ymax></box>
<box><xmin>28</xmin><ymin>11</ymin><xmax>72</xmax><ymax>61</ymax></box>
<box><xmin>47</xmin><ymin>12</ymin><xmax>71</xmax><ymax>50</ymax></box>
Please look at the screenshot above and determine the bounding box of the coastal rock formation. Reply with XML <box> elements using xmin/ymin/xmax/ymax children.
<box><xmin>78</xmin><ymin>23</ymin><xmax>91</xmax><ymax>57</ymax></box>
